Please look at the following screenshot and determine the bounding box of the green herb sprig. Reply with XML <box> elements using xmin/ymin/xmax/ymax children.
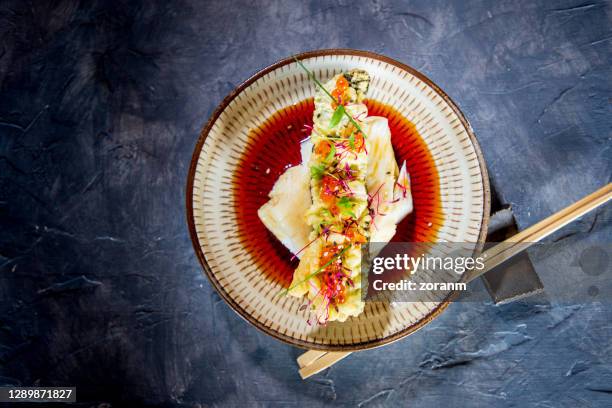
<box><xmin>293</xmin><ymin>57</ymin><xmax>368</xmax><ymax>138</ymax></box>
<box><xmin>329</xmin><ymin>105</ymin><xmax>345</xmax><ymax>128</ymax></box>
<box><xmin>337</xmin><ymin>196</ymin><xmax>357</xmax><ymax>218</ymax></box>
<box><xmin>310</xmin><ymin>163</ymin><xmax>326</xmax><ymax>180</ymax></box>
<box><xmin>276</xmin><ymin>245</ymin><xmax>350</xmax><ymax>298</ymax></box>
<box><xmin>325</xmin><ymin>142</ymin><xmax>336</xmax><ymax>162</ymax></box>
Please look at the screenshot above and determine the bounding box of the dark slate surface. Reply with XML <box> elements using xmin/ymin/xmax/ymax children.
<box><xmin>1</xmin><ymin>0</ymin><xmax>611</xmax><ymax>406</ymax></box>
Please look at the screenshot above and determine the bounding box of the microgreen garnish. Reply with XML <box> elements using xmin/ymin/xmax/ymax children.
<box><xmin>329</xmin><ymin>105</ymin><xmax>345</xmax><ymax>128</ymax></box>
<box><xmin>310</xmin><ymin>163</ymin><xmax>326</xmax><ymax>180</ymax></box>
<box><xmin>348</xmin><ymin>133</ymin><xmax>355</xmax><ymax>149</ymax></box>
<box><xmin>290</xmin><ymin>235</ymin><xmax>320</xmax><ymax>261</ymax></box>
<box><xmin>276</xmin><ymin>246</ymin><xmax>350</xmax><ymax>298</ymax></box>
<box><xmin>293</xmin><ymin>57</ymin><xmax>368</xmax><ymax>139</ymax></box>
<box><xmin>337</xmin><ymin>196</ymin><xmax>356</xmax><ymax>218</ymax></box>
<box><xmin>325</xmin><ymin>142</ymin><xmax>336</xmax><ymax>162</ymax></box>
<box><xmin>321</xmin><ymin>208</ymin><xmax>332</xmax><ymax>218</ymax></box>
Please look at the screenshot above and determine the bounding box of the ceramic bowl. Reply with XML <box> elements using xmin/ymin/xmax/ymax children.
<box><xmin>187</xmin><ymin>49</ymin><xmax>490</xmax><ymax>350</ymax></box>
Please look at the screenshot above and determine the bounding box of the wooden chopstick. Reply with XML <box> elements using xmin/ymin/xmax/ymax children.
<box><xmin>296</xmin><ymin>350</ymin><xmax>326</xmax><ymax>369</ymax></box>
<box><xmin>298</xmin><ymin>183</ymin><xmax>612</xmax><ymax>379</ymax></box>
<box><xmin>464</xmin><ymin>182</ymin><xmax>612</xmax><ymax>282</ymax></box>
<box><xmin>298</xmin><ymin>351</ymin><xmax>351</xmax><ymax>378</ymax></box>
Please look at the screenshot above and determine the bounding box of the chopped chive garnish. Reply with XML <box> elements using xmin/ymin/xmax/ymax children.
<box><xmin>329</xmin><ymin>105</ymin><xmax>345</xmax><ymax>128</ymax></box>
<box><xmin>325</xmin><ymin>143</ymin><xmax>336</xmax><ymax>162</ymax></box>
<box><xmin>348</xmin><ymin>133</ymin><xmax>355</xmax><ymax>149</ymax></box>
<box><xmin>310</xmin><ymin>163</ymin><xmax>326</xmax><ymax>180</ymax></box>
<box><xmin>337</xmin><ymin>196</ymin><xmax>353</xmax><ymax>208</ymax></box>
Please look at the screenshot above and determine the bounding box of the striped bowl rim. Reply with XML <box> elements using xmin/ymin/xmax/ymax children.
<box><xmin>186</xmin><ymin>49</ymin><xmax>491</xmax><ymax>351</ymax></box>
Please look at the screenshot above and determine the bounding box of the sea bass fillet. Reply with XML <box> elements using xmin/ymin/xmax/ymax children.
<box><xmin>257</xmin><ymin>142</ymin><xmax>313</xmax><ymax>257</ymax></box>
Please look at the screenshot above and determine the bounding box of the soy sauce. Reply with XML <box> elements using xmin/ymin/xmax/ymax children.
<box><xmin>233</xmin><ymin>99</ymin><xmax>443</xmax><ymax>287</ymax></box>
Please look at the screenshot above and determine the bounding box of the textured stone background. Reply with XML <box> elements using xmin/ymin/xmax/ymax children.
<box><xmin>0</xmin><ymin>0</ymin><xmax>611</xmax><ymax>407</ymax></box>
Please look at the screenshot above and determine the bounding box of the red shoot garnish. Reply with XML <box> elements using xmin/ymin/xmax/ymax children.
<box><xmin>368</xmin><ymin>182</ymin><xmax>388</xmax><ymax>223</ymax></box>
<box><xmin>290</xmin><ymin>235</ymin><xmax>320</xmax><ymax>261</ymax></box>
<box><xmin>367</xmin><ymin>182</ymin><xmax>385</xmax><ymax>202</ymax></box>
<box><xmin>343</xmin><ymin>163</ymin><xmax>355</xmax><ymax>180</ymax></box>
<box><xmin>396</xmin><ymin>181</ymin><xmax>408</xmax><ymax>198</ymax></box>
<box><xmin>353</xmin><ymin>111</ymin><xmax>367</xmax><ymax>121</ymax></box>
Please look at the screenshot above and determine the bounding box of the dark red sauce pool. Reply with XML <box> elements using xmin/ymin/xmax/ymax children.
<box><xmin>233</xmin><ymin>98</ymin><xmax>443</xmax><ymax>288</ymax></box>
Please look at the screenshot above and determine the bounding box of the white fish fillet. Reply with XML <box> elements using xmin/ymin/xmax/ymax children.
<box><xmin>257</xmin><ymin>141</ymin><xmax>313</xmax><ymax>258</ymax></box>
<box><xmin>362</xmin><ymin>116</ymin><xmax>413</xmax><ymax>246</ymax></box>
